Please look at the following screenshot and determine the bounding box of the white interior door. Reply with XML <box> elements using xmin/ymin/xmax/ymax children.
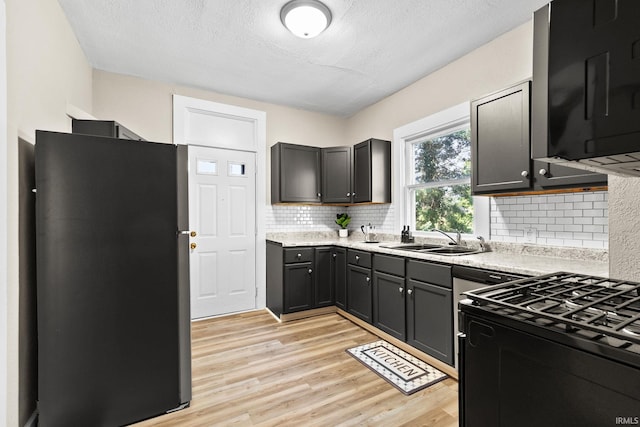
<box><xmin>189</xmin><ymin>146</ymin><xmax>256</xmax><ymax>318</ymax></box>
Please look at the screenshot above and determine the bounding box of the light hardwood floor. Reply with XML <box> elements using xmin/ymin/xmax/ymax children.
<box><xmin>133</xmin><ymin>310</ymin><xmax>459</xmax><ymax>427</ymax></box>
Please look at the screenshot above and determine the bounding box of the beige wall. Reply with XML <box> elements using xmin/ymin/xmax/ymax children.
<box><xmin>92</xmin><ymin>70</ymin><xmax>347</xmax><ymax>148</ymax></box>
<box><xmin>5</xmin><ymin>0</ymin><xmax>93</xmax><ymax>424</ymax></box>
<box><xmin>345</xmin><ymin>21</ymin><xmax>533</xmax><ymax>143</ymax></box>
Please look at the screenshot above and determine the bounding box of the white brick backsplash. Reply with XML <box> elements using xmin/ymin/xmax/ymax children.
<box><xmin>266</xmin><ymin>204</ymin><xmax>395</xmax><ymax>234</ymax></box>
<box><xmin>490</xmin><ymin>191</ymin><xmax>608</xmax><ymax>248</ymax></box>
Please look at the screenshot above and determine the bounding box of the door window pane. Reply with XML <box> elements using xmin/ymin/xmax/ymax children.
<box><xmin>228</xmin><ymin>162</ymin><xmax>246</xmax><ymax>177</ymax></box>
<box><xmin>197</xmin><ymin>159</ymin><xmax>218</xmax><ymax>175</ymax></box>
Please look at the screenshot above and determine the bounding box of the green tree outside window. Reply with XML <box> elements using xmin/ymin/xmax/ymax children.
<box><xmin>412</xmin><ymin>129</ymin><xmax>473</xmax><ymax>233</ymax></box>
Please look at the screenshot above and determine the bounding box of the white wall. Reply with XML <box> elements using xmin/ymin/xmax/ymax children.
<box><xmin>5</xmin><ymin>0</ymin><xmax>93</xmax><ymax>424</ymax></box>
<box><xmin>1</xmin><ymin>1</ymin><xmax>8</xmax><ymax>424</ymax></box>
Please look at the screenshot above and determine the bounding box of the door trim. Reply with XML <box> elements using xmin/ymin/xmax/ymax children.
<box><xmin>172</xmin><ymin>95</ymin><xmax>266</xmax><ymax>311</ymax></box>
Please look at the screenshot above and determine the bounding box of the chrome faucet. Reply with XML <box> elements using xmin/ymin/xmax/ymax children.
<box><xmin>431</xmin><ymin>229</ymin><xmax>461</xmax><ymax>246</ymax></box>
<box><xmin>477</xmin><ymin>236</ymin><xmax>488</xmax><ymax>252</ymax></box>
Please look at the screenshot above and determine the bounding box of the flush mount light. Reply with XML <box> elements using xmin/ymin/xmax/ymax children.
<box><xmin>280</xmin><ymin>0</ymin><xmax>332</xmax><ymax>39</ymax></box>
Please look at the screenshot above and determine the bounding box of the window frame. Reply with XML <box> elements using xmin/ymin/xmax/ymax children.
<box><xmin>392</xmin><ymin>102</ymin><xmax>489</xmax><ymax>241</ymax></box>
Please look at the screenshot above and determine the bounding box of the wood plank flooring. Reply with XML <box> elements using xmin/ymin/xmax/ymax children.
<box><xmin>132</xmin><ymin>310</ymin><xmax>458</xmax><ymax>426</ymax></box>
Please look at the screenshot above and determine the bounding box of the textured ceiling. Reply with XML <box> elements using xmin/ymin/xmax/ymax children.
<box><xmin>57</xmin><ymin>0</ymin><xmax>550</xmax><ymax>117</ymax></box>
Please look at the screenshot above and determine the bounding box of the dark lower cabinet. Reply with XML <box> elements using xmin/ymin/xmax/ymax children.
<box><xmin>314</xmin><ymin>247</ymin><xmax>335</xmax><ymax>307</ymax></box>
<box><xmin>373</xmin><ymin>271</ymin><xmax>406</xmax><ymax>341</ymax></box>
<box><xmin>333</xmin><ymin>248</ymin><xmax>347</xmax><ymax>310</ymax></box>
<box><xmin>372</xmin><ymin>254</ymin><xmax>406</xmax><ymax>341</ymax></box>
<box><xmin>406</xmin><ymin>260</ymin><xmax>453</xmax><ymax>365</ymax></box>
<box><xmin>347</xmin><ymin>265</ymin><xmax>372</xmax><ymax>323</ymax></box>
<box><xmin>284</xmin><ymin>263</ymin><xmax>314</xmax><ymax>312</ymax></box>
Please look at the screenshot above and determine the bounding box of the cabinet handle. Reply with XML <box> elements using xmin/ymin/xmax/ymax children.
<box><xmin>539</xmin><ymin>168</ymin><xmax>548</xmax><ymax>176</ymax></box>
<box><xmin>355</xmin><ymin>255</ymin><xmax>360</xmax><ymax>261</ymax></box>
<box><xmin>521</xmin><ymin>170</ymin><xmax>529</xmax><ymax>178</ymax></box>
<box><xmin>297</xmin><ymin>253</ymin><xmax>302</xmax><ymax>258</ymax></box>
<box><xmin>352</xmin><ymin>192</ymin><xmax>356</xmax><ymax>197</ymax></box>
<box><xmin>407</xmin><ymin>289</ymin><xmax>413</xmax><ymax>295</ymax></box>
<box><xmin>398</xmin><ymin>287</ymin><xmax>403</xmax><ymax>293</ymax></box>
<box><xmin>365</xmin><ymin>277</ymin><xmax>370</xmax><ymax>283</ymax></box>
<box><xmin>332</xmin><ymin>253</ymin><xmax>337</xmax><ymax>258</ymax></box>
<box><xmin>317</xmin><ymin>192</ymin><xmax>321</xmax><ymax>198</ymax></box>
<box><xmin>347</xmin><ymin>192</ymin><xmax>351</xmax><ymax>196</ymax></box>
<box><xmin>308</xmin><ymin>269</ymin><xmax>313</xmax><ymax>274</ymax></box>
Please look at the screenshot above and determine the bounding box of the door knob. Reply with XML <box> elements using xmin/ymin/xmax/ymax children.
<box><xmin>190</xmin><ymin>231</ymin><xmax>197</xmax><ymax>237</ymax></box>
<box><xmin>190</xmin><ymin>243</ymin><xmax>197</xmax><ymax>250</ymax></box>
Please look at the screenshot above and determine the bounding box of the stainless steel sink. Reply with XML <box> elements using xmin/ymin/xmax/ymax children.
<box><xmin>379</xmin><ymin>243</ymin><xmax>442</xmax><ymax>250</ymax></box>
<box><xmin>422</xmin><ymin>246</ymin><xmax>482</xmax><ymax>256</ymax></box>
<box><xmin>380</xmin><ymin>243</ymin><xmax>482</xmax><ymax>256</ymax></box>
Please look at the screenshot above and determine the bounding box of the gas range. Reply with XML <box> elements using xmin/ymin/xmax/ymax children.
<box><xmin>459</xmin><ymin>272</ymin><xmax>640</xmax><ymax>426</ymax></box>
<box><xmin>462</xmin><ymin>272</ymin><xmax>640</xmax><ymax>365</ymax></box>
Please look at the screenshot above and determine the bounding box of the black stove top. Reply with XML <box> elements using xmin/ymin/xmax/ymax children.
<box><xmin>463</xmin><ymin>272</ymin><xmax>640</xmax><ymax>357</ymax></box>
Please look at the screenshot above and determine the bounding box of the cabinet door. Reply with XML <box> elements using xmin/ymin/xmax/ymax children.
<box><xmin>373</xmin><ymin>271</ymin><xmax>406</xmax><ymax>341</ymax></box>
<box><xmin>333</xmin><ymin>247</ymin><xmax>347</xmax><ymax>310</ymax></box>
<box><xmin>406</xmin><ymin>279</ymin><xmax>453</xmax><ymax>365</ymax></box>
<box><xmin>533</xmin><ymin>160</ymin><xmax>607</xmax><ymax>189</ymax></box>
<box><xmin>546</xmin><ymin>0</ymin><xmax>640</xmax><ymax>161</ymax></box>
<box><xmin>284</xmin><ymin>263</ymin><xmax>314</xmax><ymax>313</ymax></box>
<box><xmin>322</xmin><ymin>147</ymin><xmax>352</xmax><ymax>203</ymax></box>
<box><xmin>352</xmin><ymin>140</ymin><xmax>371</xmax><ymax>203</ymax></box>
<box><xmin>347</xmin><ymin>264</ymin><xmax>372</xmax><ymax>323</ymax></box>
<box><xmin>472</xmin><ymin>82</ymin><xmax>532</xmax><ymax>194</ymax></box>
<box><xmin>314</xmin><ymin>247</ymin><xmax>334</xmax><ymax>307</ymax></box>
<box><xmin>272</xmin><ymin>143</ymin><xmax>321</xmax><ymax>203</ymax></box>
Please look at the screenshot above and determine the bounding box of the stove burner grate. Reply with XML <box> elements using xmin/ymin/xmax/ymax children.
<box><xmin>465</xmin><ymin>272</ymin><xmax>640</xmax><ymax>347</ymax></box>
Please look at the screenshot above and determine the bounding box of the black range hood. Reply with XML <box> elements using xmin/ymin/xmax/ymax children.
<box><xmin>532</xmin><ymin>0</ymin><xmax>640</xmax><ymax>177</ymax></box>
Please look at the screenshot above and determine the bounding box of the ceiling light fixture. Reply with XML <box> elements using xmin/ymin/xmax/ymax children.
<box><xmin>280</xmin><ymin>0</ymin><xmax>332</xmax><ymax>39</ymax></box>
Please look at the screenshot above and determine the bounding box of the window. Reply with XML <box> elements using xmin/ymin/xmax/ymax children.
<box><xmin>393</xmin><ymin>102</ymin><xmax>489</xmax><ymax>238</ymax></box>
<box><xmin>408</xmin><ymin>126</ymin><xmax>472</xmax><ymax>233</ymax></box>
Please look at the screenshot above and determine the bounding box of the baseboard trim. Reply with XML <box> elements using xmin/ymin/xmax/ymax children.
<box><xmin>337</xmin><ymin>308</ymin><xmax>458</xmax><ymax>380</ymax></box>
<box><xmin>278</xmin><ymin>306</ymin><xmax>337</xmax><ymax>322</ymax></box>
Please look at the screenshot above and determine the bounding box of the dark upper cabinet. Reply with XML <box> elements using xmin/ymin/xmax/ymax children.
<box><xmin>531</xmin><ymin>0</ymin><xmax>640</xmax><ymax>176</ymax></box>
<box><xmin>71</xmin><ymin>119</ymin><xmax>145</xmax><ymax>141</ymax></box>
<box><xmin>472</xmin><ymin>82</ymin><xmax>532</xmax><ymax>194</ymax></box>
<box><xmin>321</xmin><ymin>146</ymin><xmax>352</xmax><ymax>203</ymax></box>
<box><xmin>271</xmin><ymin>143</ymin><xmax>321</xmax><ymax>203</ymax></box>
<box><xmin>472</xmin><ymin>81</ymin><xmax>607</xmax><ymax>195</ymax></box>
<box><xmin>353</xmin><ymin>138</ymin><xmax>391</xmax><ymax>203</ymax></box>
<box><xmin>533</xmin><ymin>160</ymin><xmax>607</xmax><ymax>189</ymax></box>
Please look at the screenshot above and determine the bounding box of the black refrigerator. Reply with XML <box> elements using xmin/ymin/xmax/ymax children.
<box><xmin>35</xmin><ymin>130</ymin><xmax>191</xmax><ymax>426</ymax></box>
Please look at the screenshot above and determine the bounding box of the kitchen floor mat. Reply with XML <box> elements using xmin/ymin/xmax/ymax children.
<box><xmin>346</xmin><ymin>340</ymin><xmax>447</xmax><ymax>395</ymax></box>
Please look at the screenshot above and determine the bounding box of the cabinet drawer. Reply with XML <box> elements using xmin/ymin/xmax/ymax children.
<box><xmin>284</xmin><ymin>248</ymin><xmax>314</xmax><ymax>263</ymax></box>
<box><xmin>373</xmin><ymin>254</ymin><xmax>405</xmax><ymax>277</ymax></box>
<box><xmin>347</xmin><ymin>249</ymin><xmax>372</xmax><ymax>268</ymax></box>
<box><xmin>406</xmin><ymin>260</ymin><xmax>452</xmax><ymax>289</ymax></box>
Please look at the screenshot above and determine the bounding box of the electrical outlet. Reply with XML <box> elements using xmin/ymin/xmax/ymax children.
<box><xmin>524</xmin><ymin>227</ymin><xmax>537</xmax><ymax>244</ymax></box>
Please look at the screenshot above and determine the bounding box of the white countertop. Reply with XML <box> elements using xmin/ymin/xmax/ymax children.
<box><xmin>267</xmin><ymin>237</ymin><xmax>609</xmax><ymax>278</ymax></box>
